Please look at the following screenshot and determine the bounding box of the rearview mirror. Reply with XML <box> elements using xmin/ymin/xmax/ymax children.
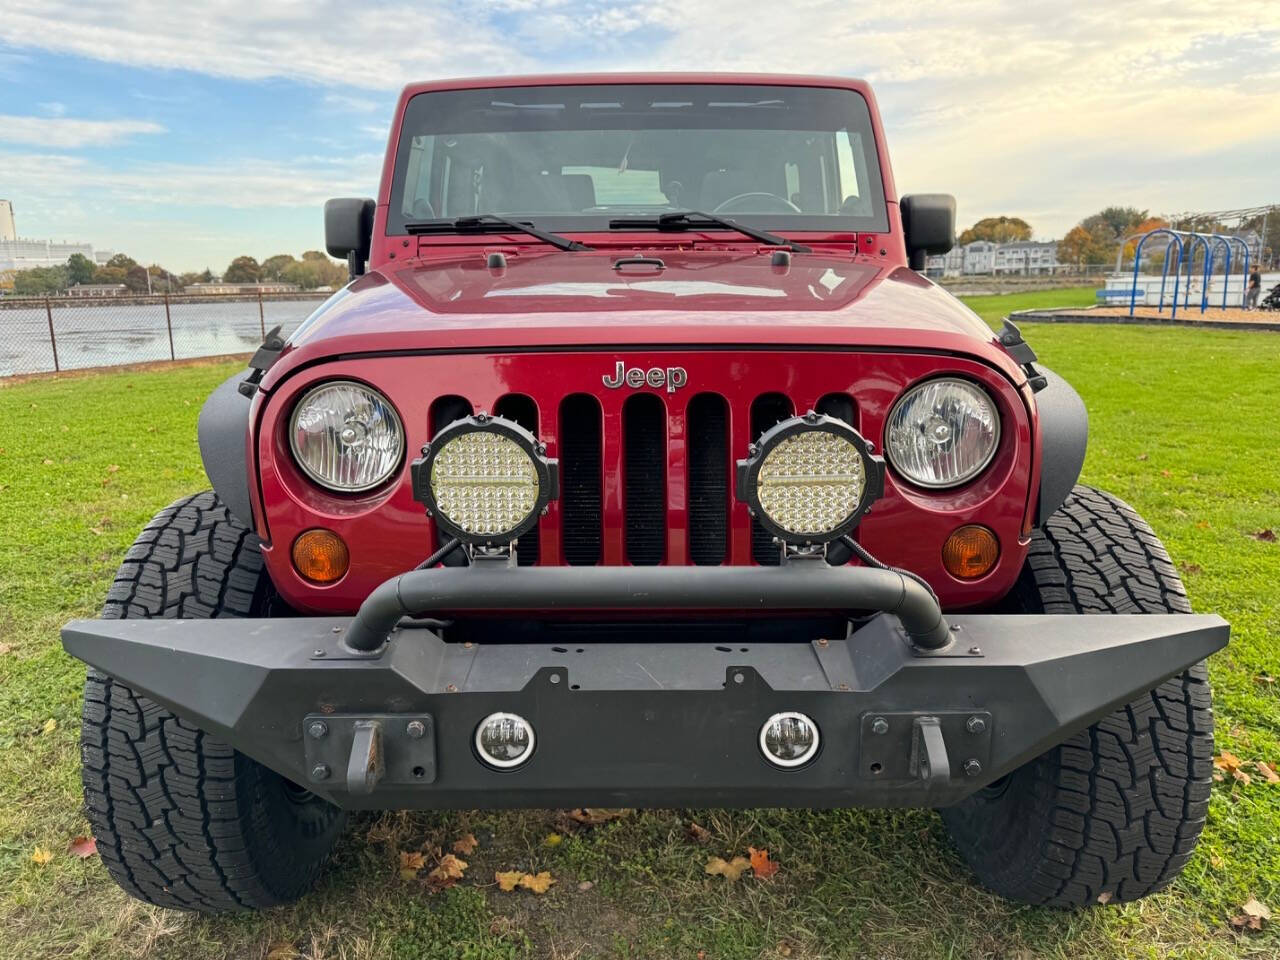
<box><xmin>900</xmin><ymin>194</ymin><xmax>956</xmax><ymax>271</ymax></box>
<box><xmin>324</xmin><ymin>198</ymin><xmax>376</xmax><ymax>279</ymax></box>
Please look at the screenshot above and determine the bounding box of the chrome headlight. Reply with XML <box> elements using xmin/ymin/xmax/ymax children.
<box><xmin>885</xmin><ymin>378</ymin><xmax>999</xmax><ymax>489</ymax></box>
<box><xmin>736</xmin><ymin>412</ymin><xmax>884</xmax><ymax>545</ymax></box>
<box><xmin>289</xmin><ymin>380</ymin><xmax>404</xmax><ymax>492</ymax></box>
<box><xmin>410</xmin><ymin>415</ymin><xmax>559</xmax><ymax>545</ymax></box>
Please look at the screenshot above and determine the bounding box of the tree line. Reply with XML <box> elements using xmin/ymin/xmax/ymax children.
<box><xmin>8</xmin><ymin>250</ymin><xmax>348</xmax><ymax>297</ymax></box>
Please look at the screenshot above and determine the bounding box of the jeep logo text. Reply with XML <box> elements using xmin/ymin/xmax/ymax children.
<box><xmin>602</xmin><ymin>361</ymin><xmax>688</xmax><ymax>393</ymax></box>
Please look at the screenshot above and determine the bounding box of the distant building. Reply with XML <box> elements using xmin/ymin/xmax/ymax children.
<box><xmin>68</xmin><ymin>283</ymin><xmax>129</xmax><ymax>298</ymax></box>
<box><xmin>925</xmin><ymin>238</ymin><xmax>1060</xmax><ymax>278</ymax></box>
<box><xmin>94</xmin><ymin>250</ymin><xmax>115</xmax><ymax>265</ymax></box>
<box><xmin>185</xmin><ymin>281</ymin><xmax>301</xmax><ymax>295</ymax></box>
<box><xmin>0</xmin><ymin>201</ymin><xmax>15</xmax><ymax>243</ymax></box>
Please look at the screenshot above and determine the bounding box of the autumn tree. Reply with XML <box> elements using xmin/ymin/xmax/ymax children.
<box><xmin>1058</xmin><ymin>225</ymin><xmax>1109</xmax><ymax>267</ymax></box>
<box><xmin>223</xmin><ymin>255</ymin><xmax>262</xmax><ymax>283</ymax></box>
<box><xmin>958</xmin><ymin>216</ymin><xmax>1033</xmax><ymax>245</ymax></box>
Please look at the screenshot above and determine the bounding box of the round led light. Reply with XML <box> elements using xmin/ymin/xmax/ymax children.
<box><xmin>759</xmin><ymin>712</ymin><xmax>820</xmax><ymax>768</ymax></box>
<box><xmin>756</xmin><ymin>430</ymin><xmax>867</xmax><ymax>537</ymax></box>
<box><xmin>289</xmin><ymin>380</ymin><xmax>404</xmax><ymax>492</ymax></box>
<box><xmin>885</xmin><ymin>378</ymin><xmax>999</xmax><ymax>489</ymax></box>
<box><xmin>475</xmin><ymin>712</ymin><xmax>535</xmax><ymax>769</ymax></box>
<box><xmin>430</xmin><ymin>430</ymin><xmax>541</xmax><ymax>539</ymax></box>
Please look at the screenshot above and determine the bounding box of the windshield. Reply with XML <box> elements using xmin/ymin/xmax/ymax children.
<box><xmin>387</xmin><ymin>83</ymin><xmax>888</xmax><ymax>236</ymax></box>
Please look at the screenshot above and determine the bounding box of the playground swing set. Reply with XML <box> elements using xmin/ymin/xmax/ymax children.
<box><xmin>1123</xmin><ymin>228</ymin><xmax>1252</xmax><ymax>319</ymax></box>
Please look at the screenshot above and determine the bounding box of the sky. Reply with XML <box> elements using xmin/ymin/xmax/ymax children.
<box><xmin>2</xmin><ymin>0</ymin><xmax>1278</xmax><ymax>273</ymax></box>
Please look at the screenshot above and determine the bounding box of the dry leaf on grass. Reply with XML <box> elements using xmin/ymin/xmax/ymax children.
<box><xmin>1096</xmin><ymin>890</ymin><xmax>1114</xmax><ymax>904</ymax></box>
<box><xmin>1230</xmin><ymin>897</ymin><xmax>1271</xmax><ymax>932</ymax></box>
<box><xmin>1255</xmin><ymin>761</ymin><xmax>1280</xmax><ymax>784</ymax></box>
<box><xmin>68</xmin><ymin>836</ymin><xmax>97</xmax><ymax>859</ymax></box>
<box><xmin>686</xmin><ymin>821</ymin><xmax>712</xmax><ymax>845</ymax></box>
<box><xmin>398</xmin><ymin>850</ymin><xmax>426</xmax><ymax>881</ymax></box>
<box><xmin>425</xmin><ymin>853</ymin><xmax>467</xmax><ymax>891</ymax></box>
<box><xmin>452</xmin><ymin>833</ymin><xmax>478</xmax><ymax>855</ymax></box>
<box><xmin>749</xmin><ymin>847</ymin><xmax>779</xmax><ymax>879</ymax></box>
<box><xmin>1250</xmin><ymin>529</ymin><xmax>1277</xmax><ymax>543</ymax></box>
<box><xmin>41</xmin><ymin>718</ymin><xmax>56</xmax><ymax>735</ymax></box>
<box><xmin>494</xmin><ymin>870</ymin><xmax>555</xmax><ymax>894</ymax></box>
<box><xmin>1256</xmin><ymin>674</ymin><xmax>1276</xmax><ymax>686</ymax></box>
<box><xmin>544</xmin><ymin>832</ymin><xmax>563</xmax><ymax>847</ymax></box>
<box><xmin>1179</xmin><ymin>561</ymin><xmax>1202</xmax><ymax>575</ymax></box>
<box><xmin>1233</xmin><ymin>768</ymin><xmax>1252</xmax><ymax>786</ymax></box>
<box><xmin>705</xmin><ymin>855</ymin><xmax>751</xmax><ymax>881</ymax></box>
<box><xmin>565</xmin><ymin>808</ymin><xmax>633</xmax><ymax>826</ymax></box>
<box><xmin>265</xmin><ymin>942</ymin><xmax>301</xmax><ymax>960</ymax></box>
<box><xmin>0</xmin><ymin>642</ymin><xmax>12</xmax><ymax>655</ymax></box>
<box><xmin>1214</xmin><ymin>751</ymin><xmax>1243</xmax><ymax>773</ymax></box>
<box><xmin>31</xmin><ymin>847</ymin><xmax>53</xmax><ymax>866</ymax></box>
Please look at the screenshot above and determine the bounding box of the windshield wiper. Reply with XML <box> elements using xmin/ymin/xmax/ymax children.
<box><xmin>607</xmin><ymin>211</ymin><xmax>811</xmax><ymax>253</ymax></box>
<box><xmin>404</xmin><ymin>214</ymin><xmax>591</xmax><ymax>251</ymax></box>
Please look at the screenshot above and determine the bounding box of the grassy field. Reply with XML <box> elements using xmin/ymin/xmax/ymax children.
<box><xmin>1</xmin><ymin>287</ymin><xmax>1278</xmax><ymax>959</ymax></box>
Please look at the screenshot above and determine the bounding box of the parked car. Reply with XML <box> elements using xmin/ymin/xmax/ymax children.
<box><xmin>64</xmin><ymin>73</ymin><xmax>1227</xmax><ymax>914</ymax></box>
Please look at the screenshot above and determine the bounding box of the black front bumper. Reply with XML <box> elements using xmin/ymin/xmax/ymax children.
<box><xmin>61</xmin><ymin>563</ymin><xmax>1228</xmax><ymax>810</ymax></box>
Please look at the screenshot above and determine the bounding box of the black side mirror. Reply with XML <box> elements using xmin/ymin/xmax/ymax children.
<box><xmin>900</xmin><ymin>194</ymin><xmax>956</xmax><ymax>271</ymax></box>
<box><xmin>324</xmin><ymin>198</ymin><xmax>376</xmax><ymax>279</ymax></box>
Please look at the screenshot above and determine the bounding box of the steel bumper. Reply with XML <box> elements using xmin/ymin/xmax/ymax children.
<box><xmin>61</xmin><ymin>563</ymin><xmax>1228</xmax><ymax>810</ymax></box>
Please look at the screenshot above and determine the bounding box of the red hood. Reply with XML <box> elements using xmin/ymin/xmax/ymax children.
<box><xmin>262</xmin><ymin>248</ymin><xmax>1021</xmax><ymax>391</ymax></box>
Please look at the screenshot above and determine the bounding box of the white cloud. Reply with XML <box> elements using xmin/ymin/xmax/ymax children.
<box><xmin>323</xmin><ymin>93</ymin><xmax>381</xmax><ymax>112</ymax></box>
<box><xmin>0</xmin><ymin>115</ymin><xmax>165</xmax><ymax>147</ymax></box>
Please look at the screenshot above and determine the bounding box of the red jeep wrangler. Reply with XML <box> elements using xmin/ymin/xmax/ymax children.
<box><xmin>64</xmin><ymin>74</ymin><xmax>1227</xmax><ymax>913</ymax></box>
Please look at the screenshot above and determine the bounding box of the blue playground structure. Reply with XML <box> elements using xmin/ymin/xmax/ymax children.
<box><xmin>1125</xmin><ymin>228</ymin><xmax>1252</xmax><ymax>318</ymax></box>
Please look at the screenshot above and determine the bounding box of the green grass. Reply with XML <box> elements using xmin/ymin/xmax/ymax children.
<box><xmin>2</xmin><ymin>290</ymin><xmax>1278</xmax><ymax>959</ymax></box>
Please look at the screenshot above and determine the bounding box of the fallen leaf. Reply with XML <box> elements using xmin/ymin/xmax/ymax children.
<box><xmin>31</xmin><ymin>847</ymin><xmax>53</xmax><ymax>866</ymax></box>
<box><xmin>778</xmin><ymin>942</ymin><xmax>793</xmax><ymax>957</ymax></box>
<box><xmin>1231</xmin><ymin>897</ymin><xmax>1271</xmax><ymax>932</ymax></box>
<box><xmin>68</xmin><ymin>836</ymin><xmax>97</xmax><ymax>858</ymax></box>
<box><xmin>496</xmin><ymin>870</ymin><xmax>524</xmax><ymax>892</ymax></box>
<box><xmin>1161</xmin><ymin>469</ymin><xmax>1172</xmax><ymax>478</ymax></box>
<box><xmin>1213</xmin><ymin>770</ymin><xmax>1224</xmax><ymax>782</ymax></box>
<box><xmin>1233</xmin><ymin>768</ymin><xmax>1252</xmax><ymax>786</ymax></box>
<box><xmin>577</xmin><ymin>880</ymin><xmax>594</xmax><ymax>892</ymax></box>
<box><xmin>1179</xmin><ymin>561</ymin><xmax>1202</xmax><ymax>575</ymax></box>
<box><xmin>1096</xmin><ymin>890</ymin><xmax>1113</xmax><ymax>904</ymax></box>
<box><xmin>0</xmin><ymin>642</ymin><xmax>12</xmax><ymax>655</ymax></box>
<box><xmin>1136</xmin><ymin>453</ymin><xmax>1149</xmax><ymax>461</ymax></box>
<box><xmin>398</xmin><ymin>850</ymin><xmax>426</xmax><ymax>881</ymax></box>
<box><xmin>1250</xmin><ymin>529</ymin><xmax>1277</xmax><ymax>543</ymax></box>
<box><xmin>265</xmin><ymin>942</ymin><xmax>301</xmax><ymax>960</ymax></box>
<box><xmin>425</xmin><ymin>853</ymin><xmax>467</xmax><ymax>890</ymax></box>
<box><xmin>544</xmin><ymin>832</ymin><xmax>563</xmax><ymax>847</ymax></box>
<box><xmin>42</xmin><ymin>458</ymin><xmax>53</xmax><ymax>466</ymax></box>
<box><xmin>566</xmin><ymin>808</ymin><xmax>633</xmax><ymax>826</ymax></box>
<box><xmin>1214</xmin><ymin>751</ymin><xmax>1244</xmax><ymax>773</ymax></box>
<box><xmin>1210</xmin><ymin>853</ymin><xmax>1225</xmax><ymax>870</ymax></box>
<box><xmin>106</xmin><ymin>464</ymin><xmax>120</xmax><ymax>473</ymax></box>
<box><xmin>705</xmin><ymin>855</ymin><xmax>751</xmax><ymax>881</ymax></box>
<box><xmin>452</xmin><ymin>833</ymin><xmax>478</xmax><ymax>856</ymax></box>
<box><xmin>1195</xmin><ymin>519</ymin><xmax>1209</xmax><ymax>529</ymax></box>
<box><xmin>1255</xmin><ymin>674</ymin><xmax>1276</xmax><ymax>686</ymax></box>
<box><xmin>686</xmin><ymin>821</ymin><xmax>712</xmax><ymax>845</ymax></box>
<box><xmin>1256</xmin><ymin>762</ymin><xmax>1280</xmax><ymax>784</ymax></box>
<box><xmin>749</xmin><ymin>846</ymin><xmax>779</xmax><ymax>879</ymax></box>
<box><xmin>519</xmin><ymin>871</ymin><xmax>555</xmax><ymax>894</ymax></box>
<box><xmin>42</xmin><ymin>718</ymin><xmax>56</xmax><ymax>735</ymax></box>
<box><xmin>89</xmin><ymin>528</ymin><xmax>103</xmax><ymax>537</ymax></box>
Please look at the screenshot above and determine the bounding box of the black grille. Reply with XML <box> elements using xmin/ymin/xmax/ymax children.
<box><xmin>749</xmin><ymin>393</ymin><xmax>794</xmax><ymax>565</ymax></box>
<box><xmin>624</xmin><ymin>393</ymin><xmax>666</xmax><ymax>565</ymax></box>
<box><xmin>495</xmin><ymin>394</ymin><xmax>540</xmax><ymax>566</ymax></box>
<box><xmin>687</xmin><ymin>394</ymin><xmax>728</xmax><ymax>565</ymax></box>
<box><xmin>559</xmin><ymin>394</ymin><xmax>602</xmax><ymax>565</ymax></box>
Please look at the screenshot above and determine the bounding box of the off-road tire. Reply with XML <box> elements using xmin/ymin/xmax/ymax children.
<box><xmin>81</xmin><ymin>492</ymin><xmax>345</xmax><ymax>912</ymax></box>
<box><xmin>941</xmin><ymin>484</ymin><xmax>1214</xmax><ymax>906</ymax></box>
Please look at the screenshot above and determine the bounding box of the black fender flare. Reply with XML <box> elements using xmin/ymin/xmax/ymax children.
<box><xmin>1034</xmin><ymin>366</ymin><xmax>1088</xmax><ymax>525</ymax></box>
<box><xmin>197</xmin><ymin>372</ymin><xmax>255</xmax><ymax>528</ymax></box>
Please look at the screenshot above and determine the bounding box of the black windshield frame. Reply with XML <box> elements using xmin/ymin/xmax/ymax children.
<box><xmin>386</xmin><ymin>83</ymin><xmax>889</xmax><ymax>237</ymax></box>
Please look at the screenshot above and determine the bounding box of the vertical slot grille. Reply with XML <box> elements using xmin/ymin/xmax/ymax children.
<box><xmin>749</xmin><ymin>392</ymin><xmax>794</xmax><ymax>565</ymax></box>
<box><xmin>816</xmin><ymin>392</ymin><xmax>857</xmax><ymax>566</ymax></box>
<box><xmin>495</xmin><ymin>394</ymin><xmax>540</xmax><ymax>566</ymax></box>
<box><xmin>624</xmin><ymin>393</ymin><xmax>666</xmax><ymax>565</ymax></box>
<box><xmin>687</xmin><ymin>393</ymin><xmax>728</xmax><ymax>565</ymax></box>
<box><xmin>427</xmin><ymin>395</ymin><xmax>473</xmax><ymax>563</ymax></box>
<box><xmin>559</xmin><ymin>394</ymin><xmax>602</xmax><ymax>565</ymax></box>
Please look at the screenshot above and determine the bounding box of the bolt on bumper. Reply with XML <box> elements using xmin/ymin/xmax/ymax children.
<box><xmin>61</xmin><ymin>563</ymin><xmax>1228</xmax><ymax>810</ymax></box>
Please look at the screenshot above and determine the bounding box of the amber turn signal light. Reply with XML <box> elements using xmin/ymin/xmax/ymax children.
<box><xmin>292</xmin><ymin>529</ymin><xmax>349</xmax><ymax>584</ymax></box>
<box><xmin>942</xmin><ymin>525</ymin><xmax>999</xmax><ymax>580</ymax></box>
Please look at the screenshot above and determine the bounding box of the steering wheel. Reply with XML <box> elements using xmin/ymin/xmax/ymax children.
<box><xmin>712</xmin><ymin>192</ymin><xmax>801</xmax><ymax>215</ymax></box>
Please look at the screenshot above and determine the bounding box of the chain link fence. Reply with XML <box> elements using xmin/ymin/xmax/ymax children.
<box><xmin>0</xmin><ymin>292</ymin><xmax>331</xmax><ymax>378</ymax></box>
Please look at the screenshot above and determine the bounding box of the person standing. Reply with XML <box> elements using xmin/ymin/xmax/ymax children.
<box><xmin>1246</xmin><ymin>267</ymin><xmax>1262</xmax><ymax>309</ymax></box>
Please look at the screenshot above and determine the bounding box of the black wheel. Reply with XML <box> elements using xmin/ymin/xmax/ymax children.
<box><xmin>80</xmin><ymin>492</ymin><xmax>345</xmax><ymax>912</ymax></box>
<box><xmin>941</xmin><ymin>485</ymin><xmax>1214</xmax><ymax>906</ymax></box>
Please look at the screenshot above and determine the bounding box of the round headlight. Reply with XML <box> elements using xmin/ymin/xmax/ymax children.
<box><xmin>475</xmin><ymin>712</ymin><xmax>535</xmax><ymax>769</ymax></box>
<box><xmin>413</xmin><ymin>416</ymin><xmax>557</xmax><ymax>545</ymax></box>
<box><xmin>759</xmin><ymin>711</ymin><xmax>820</xmax><ymax>768</ymax></box>
<box><xmin>289</xmin><ymin>380</ymin><xmax>404</xmax><ymax>492</ymax></box>
<box><xmin>885</xmin><ymin>379</ymin><xmax>999</xmax><ymax>489</ymax></box>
